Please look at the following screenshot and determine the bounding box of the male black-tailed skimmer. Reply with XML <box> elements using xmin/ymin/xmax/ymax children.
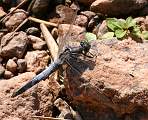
<box><xmin>12</xmin><ymin>6</ymin><xmax>93</xmax><ymax>98</ymax></box>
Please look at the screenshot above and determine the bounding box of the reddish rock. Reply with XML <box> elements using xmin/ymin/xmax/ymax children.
<box><xmin>0</xmin><ymin>32</ymin><xmax>28</xmax><ymax>59</ymax></box>
<box><xmin>80</xmin><ymin>11</ymin><xmax>96</xmax><ymax>20</ymax></box>
<box><xmin>90</xmin><ymin>0</ymin><xmax>148</xmax><ymax>16</ymax></box>
<box><xmin>75</xmin><ymin>15</ymin><xmax>88</xmax><ymax>27</ymax></box>
<box><xmin>3</xmin><ymin>9</ymin><xmax>28</xmax><ymax>31</ymax></box>
<box><xmin>28</xmin><ymin>35</ymin><xmax>46</xmax><ymax>50</ymax></box>
<box><xmin>25</xmin><ymin>50</ymin><xmax>49</xmax><ymax>73</ymax></box>
<box><xmin>66</xmin><ymin>38</ymin><xmax>148</xmax><ymax>120</ymax></box>
<box><xmin>6</xmin><ymin>59</ymin><xmax>17</xmax><ymax>73</ymax></box>
<box><xmin>4</xmin><ymin>70</ymin><xmax>14</xmax><ymax>79</ymax></box>
<box><xmin>17</xmin><ymin>59</ymin><xmax>27</xmax><ymax>73</ymax></box>
<box><xmin>0</xmin><ymin>7</ymin><xmax>6</xmax><ymax>18</ymax></box>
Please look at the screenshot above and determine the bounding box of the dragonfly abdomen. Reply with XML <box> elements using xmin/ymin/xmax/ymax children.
<box><xmin>12</xmin><ymin>60</ymin><xmax>61</xmax><ymax>97</ymax></box>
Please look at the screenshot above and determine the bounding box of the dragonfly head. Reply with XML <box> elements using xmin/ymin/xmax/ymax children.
<box><xmin>80</xmin><ymin>41</ymin><xmax>91</xmax><ymax>54</ymax></box>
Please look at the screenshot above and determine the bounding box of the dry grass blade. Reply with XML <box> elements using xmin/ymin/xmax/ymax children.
<box><xmin>40</xmin><ymin>23</ymin><xmax>59</xmax><ymax>60</ymax></box>
<box><xmin>32</xmin><ymin>116</ymin><xmax>68</xmax><ymax>120</ymax></box>
<box><xmin>0</xmin><ymin>0</ymin><xmax>29</xmax><ymax>23</ymax></box>
<box><xmin>29</xmin><ymin>17</ymin><xmax>58</xmax><ymax>27</ymax></box>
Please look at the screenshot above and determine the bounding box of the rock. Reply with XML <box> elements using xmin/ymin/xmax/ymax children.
<box><xmin>80</xmin><ymin>11</ymin><xmax>96</xmax><ymax>20</ymax></box>
<box><xmin>6</xmin><ymin>59</ymin><xmax>17</xmax><ymax>73</ymax></box>
<box><xmin>90</xmin><ymin>0</ymin><xmax>148</xmax><ymax>16</ymax></box>
<box><xmin>3</xmin><ymin>9</ymin><xmax>28</xmax><ymax>31</ymax></box>
<box><xmin>78</xmin><ymin>0</ymin><xmax>96</xmax><ymax>5</ymax></box>
<box><xmin>31</xmin><ymin>0</ymin><xmax>51</xmax><ymax>18</ymax></box>
<box><xmin>75</xmin><ymin>15</ymin><xmax>88</xmax><ymax>27</ymax></box>
<box><xmin>0</xmin><ymin>64</ymin><xmax>5</xmax><ymax>78</ymax></box>
<box><xmin>4</xmin><ymin>70</ymin><xmax>14</xmax><ymax>79</ymax></box>
<box><xmin>17</xmin><ymin>59</ymin><xmax>27</xmax><ymax>73</ymax></box>
<box><xmin>26</xmin><ymin>27</ymin><xmax>40</xmax><ymax>36</ymax></box>
<box><xmin>0</xmin><ymin>72</ymin><xmax>60</xmax><ymax>120</ymax></box>
<box><xmin>93</xmin><ymin>20</ymin><xmax>108</xmax><ymax>36</ymax></box>
<box><xmin>66</xmin><ymin>39</ymin><xmax>148</xmax><ymax>120</ymax></box>
<box><xmin>0</xmin><ymin>31</ymin><xmax>28</xmax><ymax>59</ymax></box>
<box><xmin>0</xmin><ymin>56</ymin><xmax>3</xmax><ymax>63</ymax></box>
<box><xmin>140</xmin><ymin>6</ymin><xmax>148</xmax><ymax>16</ymax></box>
<box><xmin>0</xmin><ymin>7</ymin><xmax>6</xmax><ymax>18</ymax></box>
<box><xmin>28</xmin><ymin>35</ymin><xmax>46</xmax><ymax>50</ymax></box>
<box><xmin>25</xmin><ymin>50</ymin><xmax>49</xmax><ymax>73</ymax></box>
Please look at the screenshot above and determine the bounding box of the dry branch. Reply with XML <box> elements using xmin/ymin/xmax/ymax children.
<box><xmin>29</xmin><ymin>17</ymin><xmax>58</xmax><ymax>27</ymax></box>
<box><xmin>32</xmin><ymin>116</ymin><xmax>68</xmax><ymax>120</ymax></box>
<box><xmin>40</xmin><ymin>23</ymin><xmax>59</xmax><ymax>60</ymax></box>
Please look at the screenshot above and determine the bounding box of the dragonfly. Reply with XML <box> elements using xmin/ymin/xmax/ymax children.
<box><xmin>12</xmin><ymin>5</ymin><xmax>93</xmax><ymax>98</ymax></box>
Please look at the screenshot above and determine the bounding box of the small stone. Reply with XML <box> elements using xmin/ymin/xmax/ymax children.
<box><xmin>6</xmin><ymin>59</ymin><xmax>17</xmax><ymax>73</ymax></box>
<box><xmin>75</xmin><ymin>15</ymin><xmax>88</xmax><ymax>27</ymax></box>
<box><xmin>4</xmin><ymin>70</ymin><xmax>14</xmax><ymax>79</ymax></box>
<box><xmin>28</xmin><ymin>35</ymin><xmax>46</xmax><ymax>50</ymax></box>
<box><xmin>0</xmin><ymin>64</ymin><xmax>5</xmax><ymax>77</ymax></box>
<box><xmin>80</xmin><ymin>11</ymin><xmax>96</xmax><ymax>20</ymax></box>
<box><xmin>0</xmin><ymin>31</ymin><xmax>28</xmax><ymax>59</ymax></box>
<box><xmin>26</xmin><ymin>27</ymin><xmax>40</xmax><ymax>36</ymax></box>
<box><xmin>25</xmin><ymin>50</ymin><xmax>49</xmax><ymax>73</ymax></box>
<box><xmin>0</xmin><ymin>7</ymin><xmax>6</xmax><ymax>18</ymax></box>
<box><xmin>4</xmin><ymin>9</ymin><xmax>28</xmax><ymax>31</ymax></box>
<box><xmin>17</xmin><ymin>59</ymin><xmax>27</xmax><ymax>73</ymax></box>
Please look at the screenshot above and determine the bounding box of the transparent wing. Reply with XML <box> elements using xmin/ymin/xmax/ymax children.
<box><xmin>58</xmin><ymin>7</ymin><xmax>78</xmax><ymax>54</ymax></box>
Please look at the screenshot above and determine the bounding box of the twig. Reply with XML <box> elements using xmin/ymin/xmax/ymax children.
<box><xmin>29</xmin><ymin>17</ymin><xmax>58</xmax><ymax>27</ymax></box>
<box><xmin>0</xmin><ymin>0</ymin><xmax>29</xmax><ymax>23</ymax></box>
<box><xmin>40</xmin><ymin>23</ymin><xmax>59</xmax><ymax>60</ymax></box>
<box><xmin>13</xmin><ymin>18</ymin><xmax>28</xmax><ymax>32</ymax></box>
<box><xmin>32</xmin><ymin>116</ymin><xmax>68</xmax><ymax>120</ymax></box>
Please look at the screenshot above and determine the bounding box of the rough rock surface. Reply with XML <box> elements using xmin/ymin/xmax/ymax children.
<box><xmin>0</xmin><ymin>72</ymin><xmax>60</xmax><ymax>120</ymax></box>
<box><xmin>3</xmin><ymin>70</ymin><xmax>14</xmax><ymax>79</ymax></box>
<box><xmin>6</xmin><ymin>59</ymin><xmax>17</xmax><ymax>73</ymax></box>
<box><xmin>66</xmin><ymin>38</ymin><xmax>148</xmax><ymax>120</ymax></box>
<box><xmin>28</xmin><ymin>35</ymin><xmax>46</xmax><ymax>50</ymax></box>
<box><xmin>25</xmin><ymin>50</ymin><xmax>49</xmax><ymax>73</ymax></box>
<box><xmin>17</xmin><ymin>59</ymin><xmax>27</xmax><ymax>73</ymax></box>
<box><xmin>91</xmin><ymin>0</ymin><xmax>148</xmax><ymax>16</ymax></box>
<box><xmin>0</xmin><ymin>32</ymin><xmax>28</xmax><ymax>59</ymax></box>
<box><xmin>4</xmin><ymin>9</ymin><xmax>28</xmax><ymax>31</ymax></box>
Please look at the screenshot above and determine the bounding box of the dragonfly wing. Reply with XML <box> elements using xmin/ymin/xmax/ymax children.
<box><xmin>58</xmin><ymin>7</ymin><xmax>78</xmax><ymax>55</ymax></box>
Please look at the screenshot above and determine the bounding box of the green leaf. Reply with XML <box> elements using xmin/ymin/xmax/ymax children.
<box><xmin>118</xmin><ymin>19</ymin><xmax>126</xmax><ymax>29</ymax></box>
<box><xmin>126</xmin><ymin>17</ymin><xmax>136</xmax><ymax>28</ymax></box>
<box><xmin>85</xmin><ymin>32</ymin><xmax>97</xmax><ymax>42</ymax></box>
<box><xmin>101</xmin><ymin>32</ymin><xmax>114</xmax><ymax>39</ymax></box>
<box><xmin>142</xmin><ymin>31</ymin><xmax>148</xmax><ymax>40</ymax></box>
<box><xmin>106</xmin><ymin>18</ymin><xmax>122</xmax><ymax>31</ymax></box>
<box><xmin>132</xmin><ymin>26</ymin><xmax>142</xmax><ymax>38</ymax></box>
<box><xmin>115</xmin><ymin>29</ymin><xmax>127</xmax><ymax>38</ymax></box>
